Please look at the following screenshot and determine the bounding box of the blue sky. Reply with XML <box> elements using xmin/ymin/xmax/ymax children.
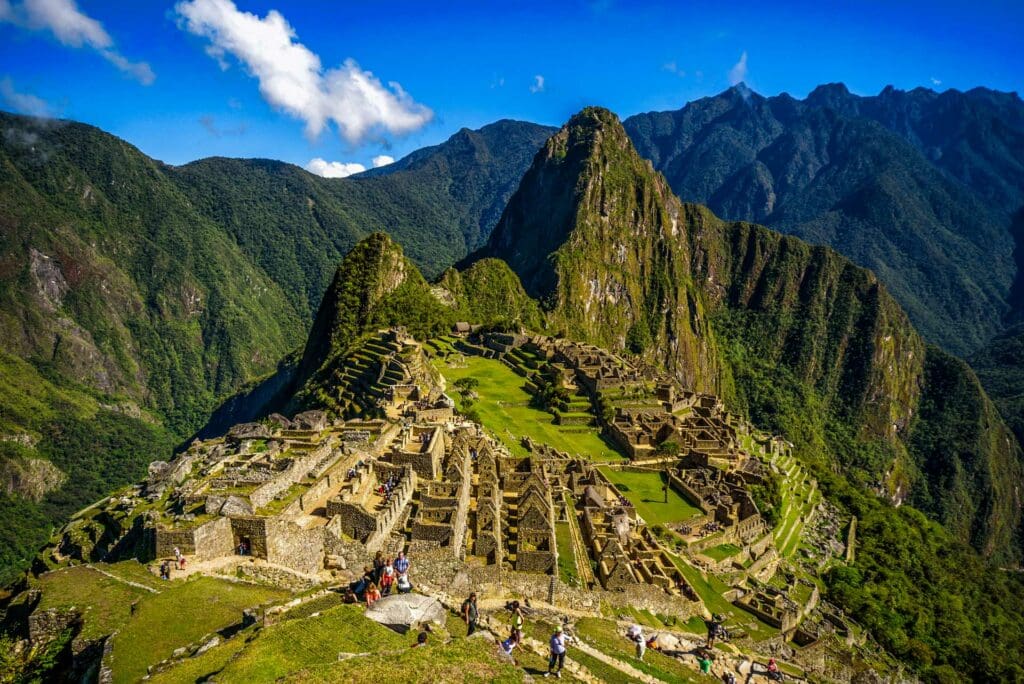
<box><xmin>1</xmin><ymin>0</ymin><xmax>1021</xmax><ymax>175</ymax></box>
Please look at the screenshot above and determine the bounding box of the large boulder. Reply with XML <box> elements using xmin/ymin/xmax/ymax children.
<box><xmin>219</xmin><ymin>495</ymin><xmax>254</xmax><ymax>517</ymax></box>
<box><xmin>292</xmin><ymin>410</ymin><xmax>328</xmax><ymax>431</ymax></box>
<box><xmin>228</xmin><ymin>422</ymin><xmax>272</xmax><ymax>441</ymax></box>
<box><xmin>363</xmin><ymin>593</ymin><xmax>446</xmax><ymax>634</ymax></box>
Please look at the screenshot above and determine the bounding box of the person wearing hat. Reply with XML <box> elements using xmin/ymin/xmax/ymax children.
<box><xmin>544</xmin><ymin>624</ymin><xmax>573</xmax><ymax>678</ymax></box>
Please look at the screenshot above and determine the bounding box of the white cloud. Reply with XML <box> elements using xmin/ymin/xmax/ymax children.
<box><xmin>930</xmin><ymin>77</ymin><xmax>942</xmax><ymax>86</ymax></box>
<box><xmin>0</xmin><ymin>77</ymin><xmax>51</xmax><ymax>116</ymax></box>
<box><xmin>372</xmin><ymin>155</ymin><xmax>394</xmax><ymax>168</ymax></box>
<box><xmin>662</xmin><ymin>61</ymin><xmax>686</xmax><ymax>77</ymax></box>
<box><xmin>0</xmin><ymin>0</ymin><xmax>154</xmax><ymax>84</ymax></box>
<box><xmin>529</xmin><ymin>74</ymin><xmax>545</xmax><ymax>94</ymax></box>
<box><xmin>728</xmin><ymin>51</ymin><xmax>748</xmax><ymax>86</ymax></box>
<box><xmin>305</xmin><ymin>157</ymin><xmax>365</xmax><ymax>178</ymax></box>
<box><xmin>175</xmin><ymin>0</ymin><xmax>432</xmax><ymax>145</ymax></box>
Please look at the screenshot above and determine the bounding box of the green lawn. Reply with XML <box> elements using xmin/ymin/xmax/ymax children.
<box><xmin>597</xmin><ymin>467</ymin><xmax>701</xmax><ymax>524</ymax></box>
<box><xmin>109</xmin><ymin>576</ymin><xmax>288</xmax><ymax>683</ymax></box>
<box><xmin>35</xmin><ymin>565</ymin><xmax>150</xmax><ymax>643</ymax></box>
<box><xmin>555</xmin><ymin>522</ymin><xmax>581</xmax><ymax>586</ymax></box>
<box><xmin>287</xmin><ymin>636</ymin><xmax>528</xmax><ymax>683</ymax></box>
<box><xmin>702</xmin><ymin>543</ymin><xmax>743</xmax><ymax>562</ymax></box>
<box><xmin>432</xmin><ymin>354</ymin><xmax>624</xmax><ymax>461</ymax></box>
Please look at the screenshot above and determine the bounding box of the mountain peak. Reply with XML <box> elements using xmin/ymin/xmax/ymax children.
<box><xmin>806</xmin><ymin>82</ymin><xmax>852</xmax><ymax>106</ymax></box>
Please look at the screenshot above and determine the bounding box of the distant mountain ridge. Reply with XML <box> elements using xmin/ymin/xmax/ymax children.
<box><xmin>624</xmin><ymin>83</ymin><xmax>1024</xmax><ymax>356</ymax></box>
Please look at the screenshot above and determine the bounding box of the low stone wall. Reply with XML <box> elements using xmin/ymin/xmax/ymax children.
<box><xmin>28</xmin><ymin>606</ymin><xmax>81</xmax><ymax>645</ymax></box>
<box><xmin>409</xmin><ymin>552</ymin><xmax>700</xmax><ymax>621</ymax></box>
<box><xmin>229</xmin><ymin>563</ymin><xmax>320</xmax><ymax>592</ymax></box>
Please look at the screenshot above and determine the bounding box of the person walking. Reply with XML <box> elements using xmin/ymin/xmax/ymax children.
<box><xmin>462</xmin><ymin>592</ymin><xmax>479</xmax><ymax>636</ymax></box>
<box><xmin>544</xmin><ymin>624</ymin><xmax>572</xmax><ymax>678</ymax></box>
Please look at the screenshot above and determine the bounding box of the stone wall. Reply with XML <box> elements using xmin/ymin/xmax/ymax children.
<box><xmin>408</xmin><ymin>552</ymin><xmax>699</xmax><ymax>621</ymax></box>
<box><xmin>282</xmin><ymin>472</ymin><xmax>336</xmax><ymax>517</ymax></box>
<box><xmin>194</xmin><ymin>517</ymin><xmax>234</xmax><ymax>560</ymax></box>
<box><xmin>250</xmin><ymin>443</ymin><xmax>334</xmax><ymax>509</ymax></box>
<box><xmin>154</xmin><ymin>528</ymin><xmax>196</xmax><ymax>558</ymax></box>
<box><xmin>229</xmin><ymin>563</ymin><xmax>320</xmax><ymax>592</ymax></box>
<box><xmin>325</xmin><ymin>500</ymin><xmax>376</xmax><ymax>540</ymax></box>
<box><xmin>266</xmin><ymin>519</ymin><xmax>324</xmax><ymax>575</ymax></box>
<box><xmin>28</xmin><ymin>606</ymin><xmax>81</xmax><ymax>645</ymax></box>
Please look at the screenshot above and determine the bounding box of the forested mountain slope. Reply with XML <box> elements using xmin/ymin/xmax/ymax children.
<box><xmin>624</xmin><ymin>84</ymin><xmax>1024</xmax><ymax>356</ymax></box>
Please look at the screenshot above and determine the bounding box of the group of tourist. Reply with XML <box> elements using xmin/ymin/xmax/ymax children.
<box><xmin>159</xmin><ymin>547</ymin><xmax>189</xmax><ymax>579</ymax></box>
<box><xmin>346</xmin><ymin>550</ymin><xmax>413</xmax><ymax>607</ymax></box>
<box><xmin>376</xmin><ymin>473</ymin><xmax>402</xmax><ymax>503</ymax></box>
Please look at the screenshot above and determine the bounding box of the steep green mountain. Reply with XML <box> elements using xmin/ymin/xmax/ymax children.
<box><xmin>971</xmin><ymin>323</ymin><xmax>1024</xmax><ymax>447</ymax></box>
<box><xmin>476</xmin><ymin>106</ymin><xmax>1023</xmax><ymax>561</ymax></box>
<box><xmin>171</xmin><ymin>120</ymin><xmax>555</xmax><ymax>319</ymax></box>
<box><xmin>477</xmin><ymin>107</ymin><xmax>721</xmax><ymax>392</ymax></box>
<box><xmin>0</xmin><ymin>112</ymin><xmax>302</xmax><ymax>583</ymax></box>
<box><xmin>290</xmin><ymin>234</ymin><xmax>544</xmax><ymax>415</ymax></box>
<box><xmin>623</xmin><ymin>84</ymin><xmax>1024</xmax><ymax>356</ymax></box>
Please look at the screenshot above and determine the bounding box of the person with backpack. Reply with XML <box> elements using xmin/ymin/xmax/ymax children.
<box><xmin>462</xmin><ymin>592</ymin><xmax>479</xmax><ymax>636</ymax></box>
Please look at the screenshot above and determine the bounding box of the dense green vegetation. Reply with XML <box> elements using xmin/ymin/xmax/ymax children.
<box><xmin>715</xmin><ymin>316</ymin><xmax>1024</xmax><ymax>682</ymax></box>
<box><xmin>971</xmin><ymin>323</ymin><xmax>1024</xmax><ymax>450</ymax></box>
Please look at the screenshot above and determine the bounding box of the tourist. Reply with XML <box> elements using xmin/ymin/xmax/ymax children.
<box><xmin>394</xmin><ymin>550</ymin><xmax>410</xmax><ymax>579</ymax></box>
<box><xmin>627</xmin><ymin>624</ymin><xmax>645</xmax><ymax>661</ymax></box>
<box><xmin>342</xmin><ymin>587</ymin><xmax>357</xmax><ymax>604</ymax></box>
<box><xmin>510</xmin><ymin>600</ymin><xmax>525</xmax><ymax>639</ymax></box>
<box><xmin>498</xmin><ymin>631</ymin><xmax>520</xmax><ymax>665</ymax></box>
<box><xmin>352</xmin><ymin>565</ymin><xmax>374</xmax><ymax>596</ymax></box>
<box><xmin>372</xmin><ymin>550</ymin><xmax>385</xmax><ymax>583</ymax></box>
<box><xmin>173</xmin><ymin>546</ymin><xmax>181</xmax><ymax>562</ymax></box>
<box><xmin>706</xmin><ymin>614</ymin><xmax>724</xmax><ymax>648</ymax></box>
<box><xmin>544</xmin><ymin>624</ymin><xmax>573</xmax><ymax>678</ymax></box>
<box><xmin>462</xmin><ymin>592</ymin><xmax>479</xmax><ymax>636</ymax></box>
<box><xmin>380</xmin><ymin>557</ymin><xmax>395</xmax><ymax>595</ymax></box>
<box><xmin>179</xmin><ymin>555</ymin><xmax>186</xmax><ymax>571</ymax></box>
<box><xmin>396</xmin><ymin>572</ymin><xmax>413</xmax><ymax>594</ymax></box>
<box><xmin>159</xmin><ymin>561</ymin><xmax>170</xmax><ymax>580</ymax></box>
<box><xmin>411</xmin><ymin>631</ymin><xmax>428</xmax><ymax>648</ymax></box>
<box><xmin>698</xmin><ymin>653</ymin><xmax>713</xmax><ymax>675</ymax></box>
<box><xmin>721</xmin><ymin>673</ymin><xmax>736</xmax><ymax>684</ymax></box>
<box><xmin>767</xmin><ymin>657</ymin><xmax>782</xmax><ymax>680</ymax></box>
<box><xmin>365</xmin><ymin>582</ymin><xmax>382</xmax><ymax>607</ymax></box>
